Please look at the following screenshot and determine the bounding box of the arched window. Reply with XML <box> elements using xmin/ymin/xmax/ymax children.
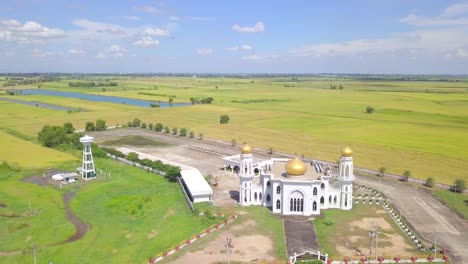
<box><xmin>313</xmin><ymin>201</ymin><xmax>317</xmax><ymax>211</ymax></box>
<box><xmin>345</xmin><ymin>194</ymin><xmax>348</xmax><ymax>207</ymax></box>
<box><xmin>266</xmin><ymin>194</ymin><xmax>271</xmax><ymax>202</ymax></box>
<box><xmin>233</xmin><ymin>166</ymin><xmax>240</xmax><ymax>173</ymax></box>
<box><xmin>259</xmin><ymin>192</ymin><xmax>262</xmax><ymax>200</ymax></box>
<box><xmin>328</xmin><ymin>196</ymin><xmax>332</xmax><ymax>204</ymax></box>
<box><xmin>276</xmin><ymin>199</ymin><xmax>281</xmax><ymax>210</ymax></box>
<box><xmin>254</xmin><ymin>168</ymin><xmax>259</xmax><ymax>174</ymax></box>
<box><xmin>345</xmin><ymin>186</ymin><xmax>348</xmax><ymax>192</ymax></box>
<box><xmin>266</xmin><ymin>181</ymin><xmax>271</xmax><ymax>188</ymax></box>
<box><xmin>244</xmin><ymin>182</ymin><xmax>247</xmax><ymax>188</ymax></box>
<box><xmin>276</xmin><ymin>185</ymin><xmax>281</xmax><ymax>194</ymax></box>
<box><xmin>345</xmin><ymin>165</ymin><xmax>350</xmax><ymax>177</ymax></box>
<box><xmin>334</xmin><ymin>196</ymin><xmax>337</xmax><ymax>204</ymax></box>
<box><xmin>320</xmin><ymin>183</ymin><xmax>325</xmax><ymax>189</ymax></box>
<box><xmin>289</xmin><ymin>190</ymin><xmax>304</xmax><ymax>212</ymax></box>
<box><xmin>254</xmin><ymin>192</ymin><xmax>257</xmax><ymax>200</ymax></box>
<box><xmin>313</xmin><ymin>187</ymin><xmax>318</xmax><ymax>196</ymax></box>
<box><xmin>320</xmin><ymin>196</ymin><xmax>324</xmax><ymax>204</ymax></box>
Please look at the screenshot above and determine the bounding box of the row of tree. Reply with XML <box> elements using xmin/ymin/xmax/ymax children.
<box><xmin>85</xmin><ymin>119</ymin><xmax>107</xmax><ymax>131</ymax></box>
<box><xmin>102</xmin><ymin>148</ymin><xmax>180</xmax><ymax>182</ymax></box>
<box><xmin>189</xmin><ymin>97</ymin><xmax>214</xmax><ymax>104</ymax></box>
<box><xmin>124</xmin><ymin>118</ymin><xmax>204</xmax><ymax>139</ymax></box>
<box><xmin>68</xmin><ymin>82</ymin><xmax>118</xmax><ymax>87</ymax></box>
<box><xmin>378</xmin><ymin>166</ymin><xmax>465</xmax><ymax>193</ymax></box>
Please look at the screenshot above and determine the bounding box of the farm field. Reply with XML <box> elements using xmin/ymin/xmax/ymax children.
<box><xmin>1</xmin><ymin>76</ymin><xmax>468</xmax><ymax>184</ymax></box>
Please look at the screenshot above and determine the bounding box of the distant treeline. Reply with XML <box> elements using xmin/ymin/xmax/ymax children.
<box><xmin>68</xmin><ymin>82</ymin><xmax>118</xmax><ymax>87</ymax></box>
<box><xmin>230</xmin><ymin>99</ymin><xmax>290</xmax><ymax>104</ymax></box>
<box><xmin>2</xmin><ymin>76</ymin><xmax>59</xmax><ymax>87</ymax></box>
<box><xmin>138</xmin><ymin>92</ymin><xmax>176</xmax><ymax>98</ymax></box>
<box><xmin>190</xmin><ymin>97</ymin><xmax>214</xmax><ymax>104</ymax></box>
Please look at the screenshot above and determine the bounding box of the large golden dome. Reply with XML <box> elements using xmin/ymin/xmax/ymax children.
<box><xmin>241</xmin><ymin>143</ymin><xmax>252</xmax><ymax>154</ymax></box>
<box><xmin>341</xmin><ymin>147</ymin><xmax>353</xmax><ymax>157</ymax></box>
<box><xmin>285</xmin><ymin>158</ymin><xmax>308</xmax><ymax>176</ymax></box>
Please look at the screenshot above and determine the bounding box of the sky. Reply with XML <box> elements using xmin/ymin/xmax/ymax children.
<box><xmin>0</xmin><ymin>0</ymin><xmax>468</xmax><ymax>74</ymax></box>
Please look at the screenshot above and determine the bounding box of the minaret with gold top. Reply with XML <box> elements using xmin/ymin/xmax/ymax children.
<box><xmin>239</xmin><ymin>143</ymin><xmax>254</xmax><ymax>205</ymax></box>
<box><xmin>338</xmin><ymin>147</ymin><xmax>355</xmax><ymax>210</ymax></box>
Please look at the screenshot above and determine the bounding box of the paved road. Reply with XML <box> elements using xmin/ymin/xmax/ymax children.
<box><xmin>356</xmin><ymin>176</ymin><xmax>468</xmax><ymax>264</ymax></box>
<box><xmin>283</xmin><ymin>218</ymin><xmax>319</xmax><ymax>256</ymax></box>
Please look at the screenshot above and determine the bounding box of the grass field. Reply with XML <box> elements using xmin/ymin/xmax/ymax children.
<box><xmin>1</xmin><ymin>76</ymin><xmax>467</xmax><ymax>185</ymax></box>
<box><xmin>100</xmin><ymin>135</ymin><xmax>173</xmax><ymax>147</ymax></box>
<box><xmin>0</xmin><ymin>135</ymin><xmax>221</xmax><ymax>263</ymax></box>
<box><xmin>433</xmin><ymin>189</ymin><xmax>468</xmax><ymax>219</ymax></box>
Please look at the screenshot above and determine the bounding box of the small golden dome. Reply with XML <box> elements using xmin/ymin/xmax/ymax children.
<box><xmin>341</xmin><ymin>147</ymin><xmax>353</xmax><ymax>157</ymax></box>
<box><xmin>285</xmin><ymin>158</ymin><xmax>308</xmax><ymax>176</ymax></box>
<box><xmin>241</xmin><ymin>143</ymin><xmax>252</xmax><ymax>154</ymax></box>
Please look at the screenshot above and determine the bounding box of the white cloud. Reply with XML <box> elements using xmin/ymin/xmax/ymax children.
<box><xmin>133</xmin><ymin>5</ymin><xmax>161</xmax><ymax>14</ymax></box>
<box><xmin>196</xmin><ymin>48</ymin><xmax>213</xmax><ymax>55</ymax></box>
<box><xmin>73</xmin><ymin>19</ymin><xmax>127</xmax><ymax>35</ymax></box>
<box><xmin>32</xmin><ymin>49</ymin><xmax>63</xmax><ymax>58</ymax></box>
<box><xmin>456</xmin><ymin>48</ymin><xmax>468</xmax><ymax>58</ymax></box>
<box><xmin>96</xmin><ymin>52</ymin><xmax>105</xmax><ymax>59</ymax></box>
<box><xmin>169</xmin><ymin>16</ymin><xmax>180</xmax><ymax>21</ymax></box>
<box><xmin>123</xmin><ymin>16</ymin><xmax>140</xmax><ymax>21</ymax></box>
<box><xmin>242</xmin><ymin>54</ymin><xmax>277</xmax><ymax>61</ymax></box>
<box><xmin>68</xmin><ymin>48</ymin><xmax>84</xmax><ymax>55</ymax></box>
<box><xmin>133</xmin><ymin>36</ymin><xmax>160</xmax><ymax>47</ymax></box>
<box><xmin>225</xmin><ymin>45</ymin><xmax>253</xmax><ymax>51</ymax></box>
<box><xmin>142</xmin><ymin>27</ymin><xmax>171</xmax><ymax>37</ymax></box>
<box><xmin>232</xmin><ymin>21</ymin><xmax>264</xmax><ymax>33</ymax></box>
<box><xmin>441</xmin><ymin>2</ymin><xmax>468</xmax><ymax>17</ymax></box>
<box><xmin>0</xmin><ymin>18</ymin><xmax>65</xmax><ymax>44</ymax></box>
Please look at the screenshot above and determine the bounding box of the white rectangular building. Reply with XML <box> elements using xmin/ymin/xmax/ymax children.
<box><xmin>180</xmin><ymin>169</ymin><xmax>213</xmax><ymax>203</ymax></box>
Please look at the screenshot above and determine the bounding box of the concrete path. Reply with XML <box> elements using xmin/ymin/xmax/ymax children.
<box><xmin>356</xmin><ymin>176</ymin><xmax>468</xmax><ymax>264</ymax></box>
<box><xmin>283</xmin><ymin>218</ymin><xmax>319</xmax><ymax>257</ymax></box>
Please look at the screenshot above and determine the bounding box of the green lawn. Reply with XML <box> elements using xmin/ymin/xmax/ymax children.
<box><xmin>0</xmin><ymin>154</ymin><xmax>219</xmax><ymax>264</ymax></box>
<box><xmin>100</xmin><ymin>135</ymin><xmax>174</xmax><ymax>147</ymax></box>
<box><xmin>433</xmin><ymin>189</ymin><xmax>468</xmax><ymax>219</ymax></box>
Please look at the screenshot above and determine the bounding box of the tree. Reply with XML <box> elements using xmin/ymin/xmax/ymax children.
<box><xmin>339</xmin><ymin>84</ymin><xmax>344</xmax><ymax>90</ymax></box>
<box><xmin>453</xmin><ymin>178</ymin><xmax>466</xmax><ymax>193</ymax></box>
<box><xmin>165</xmin><ymin>166</ymin><xmax>181</xmax><ymax>182</ymax></box>
<box><xmin>172</xmin><ymin>127</ymin><xmax>178</xmax><ymax>135</ymax></box>
<box><xmin>164</xmin><ymin>126</ymin><xmax>170</xmax><ymax>133</ymax></box>
<box><xmin>426</xmin><ymin>177</ymin><xmax>435</xmax><ymax>188</ymax></box>
<box><xmin>402</xmin><ymin>170</ymin><xmax>411</xmax><ymax>182</ymax></box>
<box><xmin>95</xmin><ymin>119</ymin><xmax>107</xmax><ymax>131</ymax></box>
<box><xmin>378</xmin><ymin>167</ymin><xmax>387</xmax><ymax>177</ymax></box>
<box><xmin>154</xmin><ymin>123</ymin><xmax>163</xmax><ymax>132</ymax></box>
<box><xmin>366</xmin><ymin>106</ymin><xmax>375</xmax><ymax>114</ymax></box>
<box><xmin>168</xmin><ymin>97</ymin><xmax>174</xmax><ymax>105</ymax></box>
<box><xmin>126</xmin><ymin>152</ymin><xmax>139</xmax><ymax>163</ymax></box>
<box><xmin>127</xmin><ymin>121</ymin><xmax>133</xmax><ymax>127</ymax></box>
<box><xmin>38</xmin><ymin>125</ymin><xmax>67</xmax><ymax>148</ymax></box>
<box><xmin>85</xmin><ymin>121</ymin><xmax>95</xmax><ymax>131</ymax></box>
<box><xmin>268</xmin><ymin>146</ymin><xmax>273</xmax><ymax>154</ymax></box>
<box><xmin>198</xmin><ymin>132</ymin><xmax>203</xmax><ymax>140</ymax></box>
<box><xmin>132</xmin><ymin>118</ymin><xmax>141</xmax><ymax>128</ymax></box>
<box><xmin>189</xmin><ymin>131</ymin><xmax>195</xmax><ymax>138</ymax></box>
<box><xmin>179</xmin><ymin>128</ymin><xmax>188</xmax><ymax>137</ymax></box>
<box><xmin>220</xmin><ymin>114</ymin><xmax>230</xmax><ymax>124</ymax></box>
<box><xmin>148</xmin><ymin>123</ymin><xmax>153</xmax><ymax>130</ymax></box>
<box><xmin>141</xmin><ymin>123</ymin><xmax>147</xmax><ymax>129</ymax></box>
<box><xmin>63</xmin><ymin>122</ymin><xmax>75</xmax><ymax>134</ymax></box>
<box><xmin>231</xmin><ymin>139</ymin><xmax>236</xmax><ymax>146</ymax></box>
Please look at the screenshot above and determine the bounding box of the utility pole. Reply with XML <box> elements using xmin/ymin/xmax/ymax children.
<box><xmin>434</xmin><ymin>232</ymin><xmax>437</xmax><ymax>259</ymax></box>
<box><xmin>225</xmin><ymin>236</ymin><xmax>232</xmax><ymax>264</ymax></box>
<box><xmin>31</xmin><ymin>243</ymin><xmax>37</xmax><ymax>264</ymax></box>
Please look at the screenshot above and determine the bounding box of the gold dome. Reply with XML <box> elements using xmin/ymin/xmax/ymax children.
<box><xmin>241</xmin><ymin>143</ymin><xmax>252</xmax><ymax>154</ymax></box>
<box><xmin>285</xmin><ymin>158</ymin><xmax>308</xmax><ymax>176</ymax></box>
<box><xmin>341</xmin><ymin>147</ymin><xmax>353</xmax><ymax>157</ymax></box>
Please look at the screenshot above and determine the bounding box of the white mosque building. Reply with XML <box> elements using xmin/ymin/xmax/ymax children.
<box><xmin>223</xmin><ymin>144</ymin><xmax>355</xmax><ymax>216</ymax></box>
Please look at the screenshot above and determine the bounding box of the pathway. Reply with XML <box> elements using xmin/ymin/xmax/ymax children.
<box><xmin>282</xmin><ymin>217</ymin><xmax>319</xmax><ymax>257</ymax></box>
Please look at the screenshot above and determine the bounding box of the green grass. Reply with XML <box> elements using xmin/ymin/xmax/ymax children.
<box><xmin>433</xmin><ymin>189</ymin><xmax>468</xmax><ymax>219</ymax></box>
<box><xmin>1</xmin><ymin>76</ymin><xmax>467</xmax><ymax>185</ymax></box>
<box><xmin>0</xmin><ymin>135</ymin><xmax>220</xmax><ymax>264</ymax></box>
<box><xmin>100</xmin><ymin>135</ymin><xmax>173</xmax><ymax>147</ymax></box>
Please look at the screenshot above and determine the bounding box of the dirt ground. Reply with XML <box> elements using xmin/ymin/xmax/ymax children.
<box><xmin>170</xmin><ymin>220</ymin><xmax>275</xmax><ymax>264</ymax></box>
<box><xmin>335</xmin><ymin>212</ymin><xmax>416</xmax><ymax>258</ymax></box>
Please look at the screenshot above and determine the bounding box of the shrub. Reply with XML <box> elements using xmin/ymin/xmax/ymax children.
<box><xmin>132</xmin><ymin>118</ymin><xmax>141</xmax><ymax>128</ymax></box>
<box><xmin>85</xmin><ymin>121</ymin><xmax>95</xmax><ymax>131</ymax></box>
<box><xmin>95</xmin><ymin>119</ymin><xmax>107</xmax><ymax>131</ymax></box>
<box><xmin>154</xmin><ymin>123</ymin><xmax>163</xmax><ymax>132</ymax></box>
<box><xmin>453</xmin><ymin>178</ymin><xmax>466</xmax><ymax>193</ymax></box>
<box><xmin>366</xmin><ymin>106</ymin><xmax>375</xmax><ymax>114</ymax></box>
<box><xmin>63</xmin><ymin>122</ymin><xmax>75</xmax><ymax>134</ymax></box>
<box><xmin>126</xmin><ymin>152</ymin><xmax>139</xmax><ymax>162</ymax></box>
<box><xmin>164</xmin><ymin>126</ymin><xmax>170</xmax><ymax>133</ymax></box>
<box><xmin>141</xmin><ymin>123</ymin><xmax>147</xmax><ymax>129</ymax></box>
<box><xmin>148</xmin><ymin>123</ymin><xmax>153</xmax><ymax>130</ymax></box>
<box><xmin>425</xmin><ymin>177</ymin><xmax>435</xmax><ymax>188</ymax></box>
<box><xmin>220</xmin><ymin>114</ymin><xmax>230</xmax><ymax>124</ymax></box>
<box><xmin>179</xmin><ymin>128</ymin><xmax>188</xmax><ymax>137</ymax></box>
<box><xmin>172</xmin><ymin>127</ymin><xmax>178</xmax><ymax>135</ymax></box>
<box><xmin>189</xmin><ymin>131</ymin><xmax>195</xmax><ymax>138</ymax></box>
<box><xmin>198</xmin><ymin>132</ymin><xmax>203</xmax><ymax>140</ymax></box>
<box><xmin>127</xmin><ymin>121</ymin><xmax>133</xmax><ymax>127</ymax></box>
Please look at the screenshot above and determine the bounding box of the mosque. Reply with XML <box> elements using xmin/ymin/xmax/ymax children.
<box><xmin>223</xmin><ymin>144</ymin><xmax>355</xmax><ymax>216</ymax></box>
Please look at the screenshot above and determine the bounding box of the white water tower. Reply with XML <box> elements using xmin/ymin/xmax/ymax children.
<box><xmin>79</xmin><ymin>135</ymin><xmax>96</xmax><ymax>180</ymax></box>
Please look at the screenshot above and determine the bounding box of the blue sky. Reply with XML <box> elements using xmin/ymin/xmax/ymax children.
<box><xmin>0</xmin><ymin>0</ymin><xmax>467</xmax><ymax>74</ymax></box>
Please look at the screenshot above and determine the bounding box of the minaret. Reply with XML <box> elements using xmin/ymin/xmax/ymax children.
<box><xmin>338</xmin><ymin>146</ymin><xmax>355</xmax><ymax>210</ymax></box>
<box><xmin>239</xmin><ymin>143</ymin><xmax>254</xmax><ymax>206</ymax></box>
<box><xmin>80</xmin><ymin>135</ymin><xmax>96</xmax><ymax>180</ymax></box>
